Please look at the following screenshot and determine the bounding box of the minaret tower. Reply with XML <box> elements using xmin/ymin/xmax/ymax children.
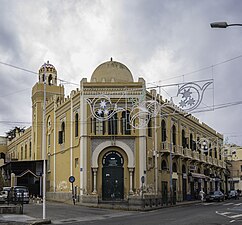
<box><xmin>31</xmin><ymin>61</ymin><xmax>64</xmax><ymax>160</ymax></box>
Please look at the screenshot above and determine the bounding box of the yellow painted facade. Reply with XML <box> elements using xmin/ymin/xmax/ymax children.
<box><xmin>4</xmin><ymin>59</ymin><xmax>227</xmax><ymax>203</ymax></box>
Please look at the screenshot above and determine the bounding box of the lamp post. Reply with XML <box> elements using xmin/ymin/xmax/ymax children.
<box><xmin>42</xmin><ymin>63</ymin><xmax>47</xmax><ymax>220</ymax></box>
<box><xmin>210</xmin><ymin>22</ymin><xmax>242</xmax><ymax>28</ymax></box>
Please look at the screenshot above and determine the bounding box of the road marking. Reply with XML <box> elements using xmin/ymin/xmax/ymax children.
<box><xmin>220</xmin><ymin>212</ymin><xmax>232</xmax><ymax>216</ymax></box>
<box><xmin>203</xmin><ymin>203</ymin><xmax>214</xmax><ymax>205</ymax></box>
<box><xmin>223</xmin><ymin>203</ymin><xmax>234</xmax><ymax>205</ymax></box>
<box><xmin>234</xmin><ymin>203</ymin><xmax>242</xmax><ymax>206</ymax></box>
<box><xmin>229</xmin><ymin>214</ymin><xmax>242</xmax><ymax>218</ymax></box>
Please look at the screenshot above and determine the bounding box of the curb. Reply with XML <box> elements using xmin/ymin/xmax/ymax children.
<box><xmin>29</xmin><ymin>219</ymin><xmax>51</xmax><ymax>225</ymax></box>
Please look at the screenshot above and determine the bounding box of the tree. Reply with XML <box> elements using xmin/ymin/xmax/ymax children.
<box><xmin>5</xmin><ymin>126</ymin><xmax>25</xmax><ymax>141</ymax></box>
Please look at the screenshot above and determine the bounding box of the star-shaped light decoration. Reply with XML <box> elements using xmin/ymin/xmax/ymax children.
<box><xmin>179</xmin><ymin>100</ymin><xmax>187</xmax><ymax>108</ymax></box>
<box><xmin>181</xmin><ymin>88</ymin><xmax>192</xmax><ymax>99</ymax></box>
<box><xmin>104</xmin><ymin>109</ymin><xmax>109</xmax><ymax>115</ymax></box>
<box><xmin>100</xmin><ymin>100</ymin><xmax>107</xmax><ymax>109</ymax></box>
<box><xmin>97</xmin><ymin>109</ymin><xmax>103</xmax><ymax>115</ymax></box>
<box><xmin>187</xmin><ymin>98</ymin><xmax>196</xmax><ymax>106</ymax></box>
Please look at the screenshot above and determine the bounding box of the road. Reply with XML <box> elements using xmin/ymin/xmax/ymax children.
<box><xmin>1</xmin><ymin>199</ymin><xmax>242</xmax><ymax>224</ymax></box>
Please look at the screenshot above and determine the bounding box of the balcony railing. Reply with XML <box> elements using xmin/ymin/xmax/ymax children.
<box><xmin>206</xmin><ymin>156</ymin><xmax>213</xmax><ymax>164</ymax></box>
<box><xmin>192</xmin><ymin>151</ymin><xmax>199</xmax><ymax>160</ymax></box>
<box><xmin>160</xmin><ymin>142</ymin><xmax>170</xmax><ymax>153</ymax></box>
<box><xmin>174</xmin><ymin>145</ymin><xmax>182</xmax><ymax>155</ymax></box>
<box><xmin>213</xmin><ymin>158</ymin><xmax>218</xmax><ymax>166</ymax></box>
<box><xmin>199</xmin><ymin>153</ymin><xmax>206</xmax><ymax>162</ymax></box>
<box><xmin>184</xmin><ymin>148</ymin><xmax>192</xmax><ymax>158</ymax></box>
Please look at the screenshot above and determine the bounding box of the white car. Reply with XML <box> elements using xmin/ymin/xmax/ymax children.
<box><xmin>228</xmin><ymin>190</ymin><xmax>239</xmax><ymax>200</ymax></box>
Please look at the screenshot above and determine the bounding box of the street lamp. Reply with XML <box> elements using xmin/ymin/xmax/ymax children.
<box><xmin>210</xmin><ymin>22</ymin><xmax>242</xmax><ymax>28</ymax></box>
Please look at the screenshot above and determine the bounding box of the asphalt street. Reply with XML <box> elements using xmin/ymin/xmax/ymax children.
<box><xmin>1</xmin><ymin>199</ymin><xmax>242</xmax><ymax>225</ymax></box>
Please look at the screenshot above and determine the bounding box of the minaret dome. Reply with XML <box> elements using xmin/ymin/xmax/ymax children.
<box><xmin>38</xmin><ymin>61</ymin><xmax>57</xmax><ymax>85</ymax></box>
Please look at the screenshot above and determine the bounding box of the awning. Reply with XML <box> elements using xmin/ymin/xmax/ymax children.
<box><xmin>190</xmin><ymin>172</ymin><xmax>207</xmax><ymax>179</ymax></box>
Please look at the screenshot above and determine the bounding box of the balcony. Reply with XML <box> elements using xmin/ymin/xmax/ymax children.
<box><xmin>199</xmin><ymin>154</ymin><xmax>206</xmax><ymax>162</ymax></box>
<box><xmin>213</xmin><ymin>158</ymin><xmax>218</xmax><ymax>166</ymax></box>
<box><xmin>173</xmin><ymin>145</ymin><xmax>183</xmax><ymax>155</ymax></box>
<box><xmin>192</xmin><ymin>151</ymin><xmax>200</xmax><ymax>160</ymax></box>
<box><xmin>219</xmin><ymin>161</ymin><xmax>226</xmax><ymax>168</ymax></box>
<box><xmin>160</xmin><ymin>142</ymin><xmax>170</xmax><ymax>153</ymax></box>
<box><xmin>184</xmin><ymin>148</ymin><xmax>192</xmax><ymax>158</ymax></box>
<box><xmin>206</xmin><ymin>156</ymin><xmax>213</xmax><ymax>164</ymax></box>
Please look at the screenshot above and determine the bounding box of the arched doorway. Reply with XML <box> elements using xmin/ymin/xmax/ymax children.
<box><xmin>102</xmin><ymin>151</ymin><xmax>124</xmax><ymax>200</ymax></box>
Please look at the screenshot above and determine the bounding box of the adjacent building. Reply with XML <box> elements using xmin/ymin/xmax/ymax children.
<box><xmin>225</xmin><ymin>145</ymin><xmax>242</xmax><ymax>191</ymax></box>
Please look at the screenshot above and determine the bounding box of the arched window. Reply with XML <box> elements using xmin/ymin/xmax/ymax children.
<box><xmin>108</xmin><ymin>111</ymin><xmax>117</xmax><ymax>135</ymax></box>
<box><xmin>148</xmin><ymin>118</ymin><xmax>152</xmax><ymax>137</ymax></box>
<box><xmin>75</xmin><ymin>113</ymin><xmax>79</xmax><ymax>137</ymax></box>
<box><xmin>173</xmin><ymin>162</ymin><xmax>177</xmax><ymax>172</ymax></box>
<box><xmin>182</xmin><ymin>130</ymin><xmax>186</xmax><ymax>148</ymax></box>
<box><xmin>25</xmin><ymin>144</ymin><xmax>27</xmax><ymax>159</ymax></box>
<box><xmin>209</xmin><ymin>143</ymin><xmax>212</xmax><ymax>157</ymax></box>
<box><xmin>172</xmin><ymin>125</ymin><xmax>176</xmax><ymax>145</ymax></box>
<box><xmin>29</xmin><ymin>141</ymin><xmax>32</xmax><ymax>158</ymax></box>
<box><xmin>48</xmin><ymin>74</ymin><xmax>53</xmax><ymax>85</ymax></box>
<box><xmin>21</xmin><ymin>146</ymin><xmax>23</xmax><ymax>160</ymax></box>
<box><xmin>94</xmin><ymin>112</ymin><xmax>105</xmax><ymax>135</ymax></box>
<box><xmin>182</xmin><ymin>165</ymin><xmax>186</xmax><ymax>173</ymax></box>
<box><xmin>214</xmin><ymin>147</ymin><xmax>217</xmax><ymax>158</ymax></box>
<box><xmin>58</xmin><ymin>121</ymin><xmax>65</xmax><ymax>144</ymax></box>
<box><xmin>121</xmin><ymin>111</ymin><xmax>131</xmax><ymax>135</ymax></box>
<box><xmin>161</xmin><ymin>120</ymin><xmax>166</xmax><ymax>142</ymax></box>
<box><xmin>190</xmin><ymin>133</ymin><xmax>195</xmax><ymax>150</ymax></box>
<box><xmin>161</xmin><ymin>160</ymin><xmax>167</xmax><ymax>170</ymax></box>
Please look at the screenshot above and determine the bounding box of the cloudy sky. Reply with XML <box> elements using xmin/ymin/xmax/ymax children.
<box><xmin>0</xmin><ymin>0</ymin><xmax>242</xmax><ymax>145</ymax></box>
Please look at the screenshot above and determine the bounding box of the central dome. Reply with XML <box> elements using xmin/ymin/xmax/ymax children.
<box><xmin>91</xmin><ymin>59</ymin><xmax>134</xmax><ymax>83</ymax></box>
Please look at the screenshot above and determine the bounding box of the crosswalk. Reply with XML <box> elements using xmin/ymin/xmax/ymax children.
<box><xmin>216</xmin><ymin>211</ymin><xmax>242</xmax><ymax>220</ymax></box>
<box><xmin>200</xmin><ymin>202</ymin><xmax>242</xmax><ymax>206</ymax></box>
<box><xmin>200</xmin><ymin>202</ymin><xmax>242</xmax><ymax>222</ymax></box>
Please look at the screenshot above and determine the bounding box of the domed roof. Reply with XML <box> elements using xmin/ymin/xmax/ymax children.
<box><xmin>39</xmin><ymin>61</ymin><xmax>57</xmax><ymax>74</ymax></box>
<box><xmin>91</xmin><ymin>59</ymin><xmax>133</xmax><ymax>83</ymax></box>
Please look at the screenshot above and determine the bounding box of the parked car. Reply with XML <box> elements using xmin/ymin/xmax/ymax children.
<box><xmin>206</xmin><ymin>191</ymin><xmax>225</xmax><ymax>202</ymax></box>
<box><xmin>0</xmin><ymin>192</ymin><xmax>5</xmax><ymax>203</ymax></box>
<box><xmin>228</xmin><ymin>190</ymin><xmax>239</xmax><ymax>200</ymax></box>
<box><xmin>9</xmin><ymin>186</ymin><xmax>30</xmax><ymax>204</ymax></box>
<box><xmin>2</xmin><ymin>187</ymin><xmax>11</xmax><ymax>202</ymax></box>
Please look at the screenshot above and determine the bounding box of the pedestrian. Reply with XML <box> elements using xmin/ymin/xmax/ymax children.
<box><xmin>199</xmin><ymin>189</ymin><xmax>205</xmax><ymax>202</ymax></box>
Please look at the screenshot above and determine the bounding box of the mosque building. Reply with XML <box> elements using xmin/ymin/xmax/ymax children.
<box><xmin>0</xmin><ymin>59</ymin><xmax>227</xmax><ymax>208</ymax></box>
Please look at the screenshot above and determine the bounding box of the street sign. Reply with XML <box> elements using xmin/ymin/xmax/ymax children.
<box><xmin>69</xmin><ymin>176</ymin><xmax>75</xmax><ymax>183</ymax></box>
<box><xmin>141</xmin><ymin>176</ymin><xmax>145</xmax><ymax>184</ymax></box>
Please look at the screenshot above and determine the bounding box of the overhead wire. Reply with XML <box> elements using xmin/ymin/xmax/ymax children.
<box><xmin>0</xmin><ymin>60</ymin><xmax>79</xmax><ymax>86</ymax></box>
<box><xmin>1</xmin><ymin>56</ymin><xmax>242</xmax><ymax>132</ymax></box>
<box><xmin>149</xmin><ymin>54</ymin><xmax>242</xmax><ymax>84</ymax></box>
